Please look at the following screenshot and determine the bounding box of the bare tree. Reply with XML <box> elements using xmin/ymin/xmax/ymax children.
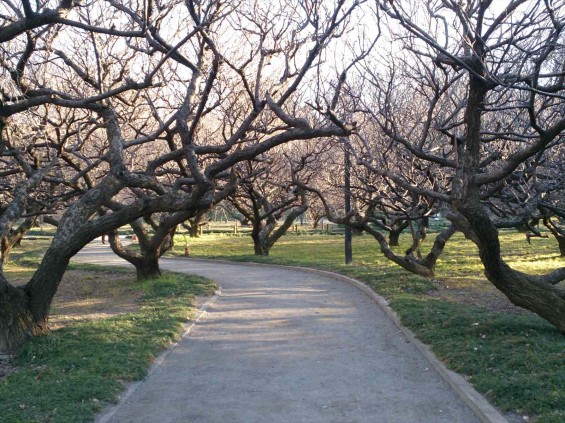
<box><xmin>298</xmin><ymin>129</ymin><xmax>455</xmax><ymax>278</ymax></box>
<box><xmin>108</xmin><ymin>212</ymin><xmax>185</xmax><ymax>280</ymax></box>
<box><xmin>229</xmin><ymin>148</ymin><xmax>314</xmax><ymax>256</ymax></box>
<box><xmin>486</xmin><ymin>149</ymin><xmax>565</xmax><ymax>255</ymax></box>
<box><xmin>0</xmin><ymin>0</ymin><xmax>361</xmax><ymax>352</ymax></box>
<box><xmin>346</xmin><ymin>1</ymin><xmax>565</xmax><ymax>330</ymax></box>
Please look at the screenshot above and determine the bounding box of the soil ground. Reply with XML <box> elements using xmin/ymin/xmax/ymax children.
<box><xmin>0</xmin><ymin>267</ymin><xmax>143</xmax><ymax>381</ymax></box>
<box><xmin>48</xmin><ymin>269</ymin><xmax>143</xmax><ymax>329</ymax></box>
<box><xmin>429</xmin><ymin>278</ymin><xmax>527</xmax><ymax>315</ymax></box>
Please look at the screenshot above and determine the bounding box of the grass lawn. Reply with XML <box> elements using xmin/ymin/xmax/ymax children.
<box><xmin>0</xmin><ymin>242</ymin><xmax>217</xmax><ymax>423</ymax></box>
<box><xmin>171</xmin><ymin>230</ymin><xmax>565</xmax><ymax>423</ymax></box>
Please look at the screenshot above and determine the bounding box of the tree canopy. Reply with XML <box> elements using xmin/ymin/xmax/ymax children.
<box><xmin>0</xmin><ymin>0</ymin><xmax>564</xmax><ymax>351</ymax></box>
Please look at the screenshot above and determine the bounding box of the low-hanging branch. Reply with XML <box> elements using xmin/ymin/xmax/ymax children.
<box><xmin>299</xmin><ymin>183</ymin><xmax>456</xmax><ymax>278</ymax></box>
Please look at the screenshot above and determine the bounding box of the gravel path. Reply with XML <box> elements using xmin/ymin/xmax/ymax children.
<box><xmin>74</xmin><ymin>243</ymin><xmax>483</xmax><ymax>423</ymax></box>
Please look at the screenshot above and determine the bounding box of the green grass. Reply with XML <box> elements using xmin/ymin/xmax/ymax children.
<box><xmin>395</xmin><ymin>298</ymin><xmax>564</xmax><ymax>422</ymax></box>
<box><xmin>171</xmin><ymin>231</ymin><xmax>565</xmax><ymax>422</ymax></box>
<box><xmin>0</xmin><ymin>270</ymin><xmax>217</xmax><ymax>423</ymax></box>
<box><xmin>6</xmin><ymin>237</ymin><xmax>52</xmax><ymax>268</ymax></box>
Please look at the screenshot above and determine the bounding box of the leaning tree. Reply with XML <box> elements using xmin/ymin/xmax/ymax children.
<box><xmin>344</xmin><ymin>0</ymin><xmax>565</xmax><ymax>331</ymax></box>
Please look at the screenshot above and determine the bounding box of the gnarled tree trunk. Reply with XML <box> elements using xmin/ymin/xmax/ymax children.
<box><xmin>364</xmin><ymin>222</ymin><xmax>455</xmax><ymax>278</ymax></box>
<box><xmin>108</xmin><ymin>211</ymin><xmax>189</xmax><ymax>280</ymax></box>
<box><xmin>449</xmin><ymin>70</ymin><xmax>565</xmax><ymax>332</ymax></box>
<box><xmin>407</xmin><ymin>218</ymin><xmax>428</xmax><ymax>258</ymax></box>
<box><xmin>389</xmin><ymin>220</ymin><xmax>409</xmax><ymax>246</ymax></box>
<box><xmin>251</xmin><ymin>218</ymin><xmax>273</xmax><ymax>256</ymax></box>
<box><xmin>1</xmin><ymin>238</ymin><xmax>13</xmax><ymax>267</ymax></box>
<box><xmin>252</xmin><ymin>204</ymin><xmax>308</xmax><ymax>256</ymax></box>
<box><xmin>0</xmin><ymin>282</ymin><xmax>36</xmax><ymax>353</ymax></box>
<box><xmin>182</xmin><ymin>211</ymin><xmax>208</xmax><ymax>238</ymax></box>
<box><xmin>252</xmin><ymin>236</ymin><xmax>270</xmax><ymax>256</ymax></box>
<box><xmin>134</xmin><ymin>254</ymin><xmax>162</xmax><ymax>280</ymax></box>
<box><xmin>1</xmin><ymin>216</ymin><xmax>38</xmax><ymax>265</ymax></box>
<box><xmin>452</xmin><ymin>205</ymin><xmax>565</xmax><ymax>333</ymax></box>
<box><xmin>0</xmin><ymin>245</ymin><xmax>72</xmax><ymax>352</ymax></box>
<box><xmin>108</xmin><ymin>229</ymin><xmax>166</xmax><ymax>281</ymax></box>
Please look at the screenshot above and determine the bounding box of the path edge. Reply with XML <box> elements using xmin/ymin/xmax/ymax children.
<box><xmin>175</xmin><ymin>256</ymin><xmax>508</xmax><ymax>423</ymax></box>
<box><xmin>94</xmin><ymin>288</ymin><xmax>222</xmax><ymax>423</ymax></box>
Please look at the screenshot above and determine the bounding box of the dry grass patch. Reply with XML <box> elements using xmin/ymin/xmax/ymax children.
<box><xmin>5</xmin><ymin>264</ymin><xmax>144</xmax><ymax>331</ymax></box>
<box><xmin>1</xmin><ymin>266</ymin><xmax>144</xmax><ymax>383</ymax></box>
<box><xmin>49</xmin><ymin>270</ymin><xmax>143</xmax><ymax>330</ymax></box>
<box><xmin>428</xmin><ymin>280</ymin><xmax>528</xmax><ymax>314</ymax></box>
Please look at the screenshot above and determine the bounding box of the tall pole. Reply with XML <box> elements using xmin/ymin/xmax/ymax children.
<box><xmin>344</xmin><ymin>144</ymin><xmax>352</xmax><ymax>265</ymax></box>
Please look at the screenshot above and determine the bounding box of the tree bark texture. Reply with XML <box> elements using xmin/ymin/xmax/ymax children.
<box><xmin>252</xmin><ymin>205</ymin><xmax>308</xmax><ymax>256</ymax></box>
<box><xmin>108</xmin><ymin>212</ymin><xmax>189</xmax><ymax>280</ymax></box>
<box><xmin>251</xmin><ymin>219</ymin><xmax>273</xmax><ymax>256</ymax></box>
<box><xmin>108</xmin><ymin>230</ymin><xmax>165</xmax><ymax>281</ymax></box>
<box><xmin>1</xmin><ymin>216</ymin><xmax>37</xmax><ymax>265</ymax></box>
<box><xmin>388</xmin><ymin>220</ymin><xmax>409</xmax><ymax>247</ymax></box>
<box><xmin>182</xmin><ymin>211</ymin><xmax>208</xmax><ymax>238</ymax></box>
<box><xmin>134</xmin><ymin>254</ymin><xmax>162</xmax><ymax>280</ymax></box>
<box><xmin>455</xmin><ymin>205</ymin><xmax>565</xmax><ymax>332</ymax></box>
<box><xmin>0</xmin><ymin>283</ymin><xmax>38</xmax><ymax>353</ymax></box>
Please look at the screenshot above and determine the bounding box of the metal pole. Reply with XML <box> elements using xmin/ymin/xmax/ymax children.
<box><xmin>344</xmin><ymin>145</ymin><xmax>352</xmax><ymax>265</ymax></box>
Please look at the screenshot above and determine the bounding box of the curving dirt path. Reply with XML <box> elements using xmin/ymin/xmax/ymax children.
<box><xmin>74</xmin><ymin>243</ymin><xmax>485</xmax><ymax>423</ymax></box>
